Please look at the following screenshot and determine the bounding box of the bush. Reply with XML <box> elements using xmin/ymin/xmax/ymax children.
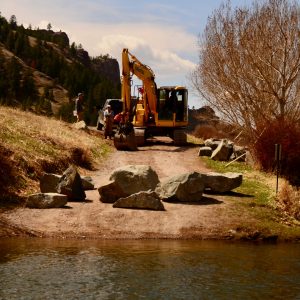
<box><xmin>277</xmin><ymin>182</ymin><xmax>300</xmax><ymax>220</ymax></box>
<box><xmin>193</xmin><ymin>122</ymin><xmax>243</xmax><ymax>144</ymax></box>
<box><xmin>253</xmin><ymin>120</ymin><xmax>300</xmax><ymax>185</ymax></box>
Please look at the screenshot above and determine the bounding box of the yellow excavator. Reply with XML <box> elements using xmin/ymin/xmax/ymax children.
<box><xmin>114</xmin><ymin>48</ymin><xmax>188</xmax><ymax>150</ymax></box>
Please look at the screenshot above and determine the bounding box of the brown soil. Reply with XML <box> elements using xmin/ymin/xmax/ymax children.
<box><xmin>0</xmin><ymin>138</ymin><xmax>278</xmax><ymax>240</ymax></box>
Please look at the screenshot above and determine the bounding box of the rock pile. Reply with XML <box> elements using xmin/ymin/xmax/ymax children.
<box><xmin>98</xmin><ymin>164</ymin><xmax>243</xmax><ymax>211</ymax></box>
<box><xmin>26</xmin><ymin>164</ymin><xmax>244</xmax><ymax>211</ymax></box>
<box><xmin>198</xmin><ymin>138</ymin><xmax>247</xmax><ymax>162</ymax></box>
<box><xmin>26</xmin><ymin>165</ymin><xmax>95</xmax><ymax>208</ymax></box>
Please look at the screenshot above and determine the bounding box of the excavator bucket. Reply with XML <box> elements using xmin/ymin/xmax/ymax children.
<box><xmin>114</xmin><ymin>131</ymin><xmax>138</xmax><ymax>151</ymax></box>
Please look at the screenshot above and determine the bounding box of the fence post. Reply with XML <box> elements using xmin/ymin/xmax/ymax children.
<box><xmin>274</xmin><ymin>144</ymin><xmax>282</xmax><ymax>194</ymax></box>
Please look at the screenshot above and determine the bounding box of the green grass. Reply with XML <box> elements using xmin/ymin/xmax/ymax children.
<box><xmin>202</xmin><ymin>156</ymin><xmax>252</xmax><ymax>173</ymax></box>
<box><xmin>202</xmin><ymin>156</ymin><xmax>275</xmax><ymax>206</ymax></box>
<box><xmin>200</xmin><ymin>156</ymin><xmax>300</xmax><ymax>240</ymax></box>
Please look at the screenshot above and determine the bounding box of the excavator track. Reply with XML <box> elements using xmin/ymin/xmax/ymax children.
<box><xmin>134</xmin><ymin>129</ymin><xmax>146</xmax><ymax>147</ymax></box>
<box><xmin>173</xmin><ymin>129</ymin><xmax>187</xmax><ymax>146</ymax></box>
<box><xmin>114</xmin><ymin>131</ymin><xmax>137</xmax><ymax>151</ymax></box>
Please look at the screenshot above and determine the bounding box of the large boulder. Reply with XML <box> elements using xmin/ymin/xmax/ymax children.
<box><xmin>98</xmin><ymin>165</ymin><xmax>160</xmax><ymax>203</ymax></box>
<box><xmin>109</xmin><ymin>165</ymin><xmax>159</xmax><ymax>195</ymax></box>
<box><xmin>211</xmin><ymin>139</ymin><xmax>233</xmax><ymax>161</ymax></box>
<box><xmin>113</xmin><ymin>191</ymin><xmax>165</xmax><ymax>211</ymax></box>
<box><xmin>202</xmin><ymin>172</ymin><xmax>243</xmax><ymax>193</ymax></box>
<box><xmin>26</xmin><ymin>193</ymin><xmax>68</xmax><ymax>208</ymax></box>
<box><xmin>204</xmin><ymin>138</ymin><xmax>222</xmax><ymax>150</ymax></box>
<box><xmin>156</xmin><ymin>172</ymin><xmax>205</xmax><ymax>202</ymax></box>
<box><xmin>57</xmin><ymin>165</ymin><xmax>86</xmax><ymax>201</ymax></box>
<box><xmin>40</xmin><ymin>173</ymin><xmax>61</xmax><ymax>193</ymax></box>
<box><xmin>98</xmin><ymin>181</ymin><xmax>128</xmax><ymax>203</ymax></box>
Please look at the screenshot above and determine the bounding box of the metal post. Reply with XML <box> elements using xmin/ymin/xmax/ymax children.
<box><xmin>274</xmin><ymin>144</ymin><xmax>282</xmax><ymax>194</ymax></box>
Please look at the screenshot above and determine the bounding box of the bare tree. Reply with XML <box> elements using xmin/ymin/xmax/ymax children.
<box><xmin>191</xmin><ymin>0</ymin><xmax>300</xmax><ymax>139</ymax></box>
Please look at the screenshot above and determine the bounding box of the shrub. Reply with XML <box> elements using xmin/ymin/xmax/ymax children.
<box><xmin>192</xmin><ymin>122</ymin><xmax>242</xmax><ymax>142</ymax></box>
<box><xmin>277</xmin><ymin>182</ymin><xmax>300</xmax><ymax>220</ymax></box>
<box><xmin>253</xmin><ymin>120</ymin><xmax>300</xmax><ymax>186</ymax></box>
<box><xmin>193</xmin><ymin>124</ymin><xmax>220</xmax><ymax>140</ymax></box>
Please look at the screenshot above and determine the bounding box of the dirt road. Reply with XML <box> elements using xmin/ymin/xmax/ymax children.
<box><xmin>2</xmin><ymin>138</ymin><xmax>255</xmax><ymax>240</ymax></box>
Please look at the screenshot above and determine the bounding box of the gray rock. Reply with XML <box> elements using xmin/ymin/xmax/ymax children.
<box><xmin>202</xmin><ymin>172</ymin><xmax>243</xmax><ymax>193</ymax></box>
<box><xmin>232</xmin><ymin>145</ymin><xmax>247</xmax><ymax>162</ymax></box>
<box><xmin>204</xmin><ymin>138</ymin><xmax>222</xmax><ymax>150</ymax></box>
<box><xmin>57</xmin><ymin>165</ymin><xmax>86</xmax><ymax>201</ymax></box>
<box><xmin>40</xmin><ymin>173</ymin><xmax>95</xmax><ymax>192</ymax></box>
<box><xmin>211</xmin><ymin>139</ymin><xmax>233</xmax><ymax>161</ymax></box>
<box><xmin>113</xmin><ymin>191</ymin><xmax>165</xmax><ymax>211</ymax></box>
<box><xmin>156</xmin><ymin>172</ymin><xmax>205</xmax><ymax>202</ymax></box>
<box><xmin>81</xmin><ymin>176</ymin><xmax>95</xmax><ymax>190</ymax></box>
<box><xmin>40</xmin><ymin>173</ymin><xmax>61</xmax><ymax>193</ymax></box>
<box><xmin>198</xmin><ymin>146</ymin><xmax>212</xmax><ymax>157</ymax></box>
<box><xmin>26</xmin><ymin>193</ymin><xmax>68</xmax><ymax>208</ymax></box>
<box><xmin>98</xmin><ymin>181</ymin><xmax>127</xmax><ymax>203</ymax></box>
<box><xmin>109</xmin><ymin>165</ymin><xmax>160</xmax><ymax>195</ymax></box>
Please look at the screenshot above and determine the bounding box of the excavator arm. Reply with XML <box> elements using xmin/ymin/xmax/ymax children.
<box><xmin>122</xmin><ymin>48</ymin><xmax>157</xmax><ymax>121</ymax></box>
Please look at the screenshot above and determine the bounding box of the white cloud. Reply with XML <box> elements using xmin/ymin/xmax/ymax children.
<box><xmin>64</xmin><ymin>21</ymin><xmax>197</xmax><ymax>87</ymax></box>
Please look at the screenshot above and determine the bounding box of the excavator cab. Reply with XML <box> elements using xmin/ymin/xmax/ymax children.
<box><xmin>157</xmin><ymin>87</ymin><xmax>188</xmax><ymax>124</ymax></box>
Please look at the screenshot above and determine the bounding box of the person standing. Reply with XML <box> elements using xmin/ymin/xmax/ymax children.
<box><xmin>75</xmin><ymin>93</ymin><xmax>84</xmax><ymax>122</ymax></box>
<box><xmin>104</xmin><ymin>105</ymin><xmax>114</xmax><ymax>139</ymax></box>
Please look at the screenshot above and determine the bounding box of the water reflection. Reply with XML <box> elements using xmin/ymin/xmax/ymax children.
<box><xmin>0</xmin><ymin>239</ymin><xmax>299</xmax><ymax>299</ymax></box>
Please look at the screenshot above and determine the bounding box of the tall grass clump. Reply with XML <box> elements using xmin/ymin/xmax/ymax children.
<box><xmin>277</xmin><ymin>182</ymin><xmax>300</xmax><ymax>220</ymax></box>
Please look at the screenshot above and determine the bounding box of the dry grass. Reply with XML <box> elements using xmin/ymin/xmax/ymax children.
<box><xmin>277</xmin><ymin>182</ymin><xmax>300</xmax><ymax>221</ymax></box>
<box><xmin>0</xmin><ymin>106</ymin><xmax>110</xmax><ymax>203</ymax></box>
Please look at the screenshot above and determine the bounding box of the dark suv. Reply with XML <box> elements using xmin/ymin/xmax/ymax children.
<box><xmin>96</xmin><ymin>99</ymin><xmax>123</xmax><ymax>130</ymax></box>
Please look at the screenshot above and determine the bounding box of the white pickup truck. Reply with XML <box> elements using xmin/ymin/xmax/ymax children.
<box><xmin>96</xmin><ymin>99</ymin><xmax>123</xmax><ymax>130</ymax></box>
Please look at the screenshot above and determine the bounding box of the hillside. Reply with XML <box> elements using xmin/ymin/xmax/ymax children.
<box><xmin>0</xmin><ymin>106</ymin><xmax>110</xmax><ymax>204</ymax></box>
<box><xmin>0</xmin><ymin>15</ymin><xmax>121</xmax><ymax>123</ymax></box>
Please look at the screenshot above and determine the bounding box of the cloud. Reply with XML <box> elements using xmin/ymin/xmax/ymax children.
<box><xmin>64</xmin><ymin>21</ymin><xmax>197</xmax><ymax>87</ymax></box>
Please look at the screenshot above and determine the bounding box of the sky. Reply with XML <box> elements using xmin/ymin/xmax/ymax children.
<box><xmin>1</xmin><ymin>0</ymin><xmax>253</xmax><ymax>108</ymax></box>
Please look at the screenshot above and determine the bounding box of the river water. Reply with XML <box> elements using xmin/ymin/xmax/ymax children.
<box><xmin>0</xmin><ymin>239</ymin><xmax>299</xmax><ymax>300</ymax></box>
